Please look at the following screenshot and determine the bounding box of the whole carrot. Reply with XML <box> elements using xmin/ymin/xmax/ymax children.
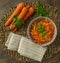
<box><xmin>23</xmin><ymin>7</ymin><xmax>35</xmax><ymax>21</ymax></box>
<box><xmin>18</xmin><ymin>5</ymin><xmax>30</xmax><ymax>19</ymax></box>
<box><xmin>5</xmin><ymin>2</ymin><xmax>24</xmax><ymax>26</ymax></box>
<box><xmin>10</xmin><ymin>5</ymin><xmax>30</xmax><ymax>30</ymax></box>
<box><xmin>13</xmin><ymin>7</ymin><xmax>35</xmax><ymax>32</ymax></box>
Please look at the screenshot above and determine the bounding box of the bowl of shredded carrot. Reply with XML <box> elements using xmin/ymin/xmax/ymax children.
<box><xmin>27</xmin><ymin>17</ymin><xmax>57</xmax><ymax>46</ymax></box>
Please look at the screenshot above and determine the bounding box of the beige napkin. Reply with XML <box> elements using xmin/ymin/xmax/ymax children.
<box><xmin>5</xmin><ymin>32</ymin><xmax>22</xmax><ymax>51</ymax></box>
<box><xmin>18</xmin><ymin>36</ymin><xmax>47</xmax><ymax>62</ymax></box>
<box><xmin>5</xmin><ymin>32</ymin><xmax>13</xmax><ymax>47</ymax></box>
<box><xmin>5</xmin><ymin>32</ymin><xmax>47</xmax><ymax>62</ymax></box>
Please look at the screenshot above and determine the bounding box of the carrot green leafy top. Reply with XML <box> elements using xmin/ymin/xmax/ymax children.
<box><xmin>35</xmin><ymin>1</ymin><xmax>49</xmax><ymax>17</ymax></box>
<box><xmin>12</xmin><ymin>16</ymin><xmax>24</xmax><ymax>29</ymax></box>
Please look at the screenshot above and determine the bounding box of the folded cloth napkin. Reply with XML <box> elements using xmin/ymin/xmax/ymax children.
<box><xmin>5</xmin><ymin>32</ymin><xmax>47</xmax><ymax>62</ymax></box>
<box><xmin>5</xmin><ymin>32</ymin><xmax>13</xmax><ymax>47</ymax></box>
<box><xmin>5</xmin><ymin>32</ymin><xmax>22</xmax><ymax>51</ymax></box>
<box><xmin>18</xmin><ymin>36</ymin><xmax>47</xmax><ymax>62</ymax></box>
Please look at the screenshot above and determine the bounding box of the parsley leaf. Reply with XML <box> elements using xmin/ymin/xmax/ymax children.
<box><xmin>39</xmin><ymin>31</ymin><xmax>48</xmax><ymax>38</ymax></box>
<box><xmin>36</xmin><ymin>24</ymin><xmax>48</xmax><ymax>38</ymax></box>
<box><xmin>36</xmin><ymin>24</ymin><xmax>44</xmax><ymax>32</ymax></box>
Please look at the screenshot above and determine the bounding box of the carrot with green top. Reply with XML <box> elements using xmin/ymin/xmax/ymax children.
<box><xmin>13</xmin><ymin>7</ymin><xmax>35</xmax><ymax>32</ymax></box>
<box><xmin>5</xmin><ymin>2</ymin><xmax>24</xmax><ymax>26</ymax></box>
<box><xmin>10</xmin><ymin>5</ymin><xmax>30</xmax><ymax>30</ymax></box>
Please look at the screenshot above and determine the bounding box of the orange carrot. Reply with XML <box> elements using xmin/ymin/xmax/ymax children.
<box><xmin>5</xmin><ymin>2</ymin><xmax>24</xmax><ymax>26</ymax></box>
<box><xmin>13</xmin><ymin>28</ymin><xmax>17</xmax><ymax>32</ymax></box>
<box><xmin>13</xmin><ymin>7</ymin><xmax>35</xmax><ymax>32</ymax></box>
<box><xmin>10</xmin><ymin>24</ymin><xmax>15</xmax><ymax>30</ymax></box>
<box><xmin>18</xmin><ymin>5</ymin><xmax>30</xmax><ymax>20</ymax></box>
<box><xmin>23</xmin><ymin>7</ymin><xmax>35</xmax><ymax>21</ymax></box>
<box><xmin>10</xmin><ymin>5</ymin><xmax>30</xmax><ymax>30</ymax></box>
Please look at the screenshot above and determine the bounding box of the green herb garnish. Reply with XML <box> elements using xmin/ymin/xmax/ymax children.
<box><xmin>44</xmin><ymin>34</ymin><xmax>48</xmax><ymax>38</ymax></box>
<box><xmin>40</xmin><ymin>31</ymin><xmax>46</xmax><ymax>37</ymax></box>
<box><xmin>36</xmin><ymin>24</ymin><xmax>48</xmax><ymax>38</ymax></box>
<box><xmin>39</xmin><ymin>31</ymin><xmax>47</xmax><ymax>38</ymax></box>
<box><xmin>36</xmin><ymin>24</ymin><xmax>44</xmax><ymax>32</ymax></box>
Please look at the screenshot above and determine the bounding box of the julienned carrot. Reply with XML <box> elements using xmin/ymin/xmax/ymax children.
<box><xmin>23</xmin><ymin>7</ymin><xmax>35</xmax><ymax>21</ymax></box>
<box><xmin>5</xmin><ymin>2</ymin><xmax>24</xmax><ymax>26</ymax></box>
<box><xmin>10</xmin><ymin>5</ymin><xmax>30</xmax><ymax>30</ymax></box>
<box><xmin>13</xmin><ymin>7</ymin><xmax>35</xmax><ymax>32</ymax></box>
<box><xmin>30</xmin><ymin>20</ymin><xmax>54</xmax><ymax>44</ymax></box>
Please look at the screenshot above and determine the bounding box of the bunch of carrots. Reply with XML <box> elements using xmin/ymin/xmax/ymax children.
<box><xmin>5</xmin><ymin>2</ymin><xmax>35</xmax><ymax>32</ymax></box>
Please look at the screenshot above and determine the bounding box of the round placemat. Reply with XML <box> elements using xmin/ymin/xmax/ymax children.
<box><xmin>0</xmin><ymin>0</ymin><xmax>60</xmax><ymax>62</ymax></box>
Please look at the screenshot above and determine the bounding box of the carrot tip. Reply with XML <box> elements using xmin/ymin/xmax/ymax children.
<box><xmin>13</xmin><ymin>28</ymin><xmax>17</xmax><ymax>32</ymax></box>
<box><xmin>10</xmin><ymin>24</ymin><xmax>15</xmax><ymax>30</ymax></box>
<box><xmin>26</xmin><ymin>5</ymin><xmax>30</xmax><ymax>9</ymax></box>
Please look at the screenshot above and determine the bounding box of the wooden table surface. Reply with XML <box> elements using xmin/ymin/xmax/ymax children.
<box><xmin>0</xmin><ymin>0</ymin><xmax>60</xmax><ymax>63</ymax></box>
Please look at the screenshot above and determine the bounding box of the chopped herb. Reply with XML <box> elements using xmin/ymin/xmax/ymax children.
<box><xmin>36</xmin><ymin>24</ymin><xmax>44</xmax><ymax>32</ymax></box>
<box><xmin>39</xmin><ymin>31</ymin><xmax>47</xmax><ymax>38</ymax></box>
<box><xmin>36</xmin><ymin>24</ymin><xmax>48</xmax><ymax>38</ymax></box>
<box><xmin>44</xmin><ymin>34</ymin><xmax>48</xmax><ymax>38</ymax></box>
<box><xmin>40</xmin><ymin>31</ymin><xmax>46</xmax><ymax>37</ymax></box>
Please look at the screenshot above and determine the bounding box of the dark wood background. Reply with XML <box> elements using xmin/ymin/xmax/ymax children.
<box><xmin>0</xmin><ymin>0</ymin><xmax>60</xmax><ymax>63</ymax></box>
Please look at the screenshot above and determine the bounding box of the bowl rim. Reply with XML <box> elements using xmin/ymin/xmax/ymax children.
<box><xmin>27</xmin><ymin>16</ymin><xmax>57</xmax><ymax>46</ymax></box>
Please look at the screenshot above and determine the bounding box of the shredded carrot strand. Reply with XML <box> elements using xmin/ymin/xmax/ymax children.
<box><xmin>30</xmin><ymin>19</ymin><xmax>54</xmax><ymax>45</ymax></box>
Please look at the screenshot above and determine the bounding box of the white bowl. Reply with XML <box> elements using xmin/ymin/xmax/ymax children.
<box><xmin>27</xmin><ymin>17</ymin><xmax>57</xmax><ymax>46</ymax></box>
